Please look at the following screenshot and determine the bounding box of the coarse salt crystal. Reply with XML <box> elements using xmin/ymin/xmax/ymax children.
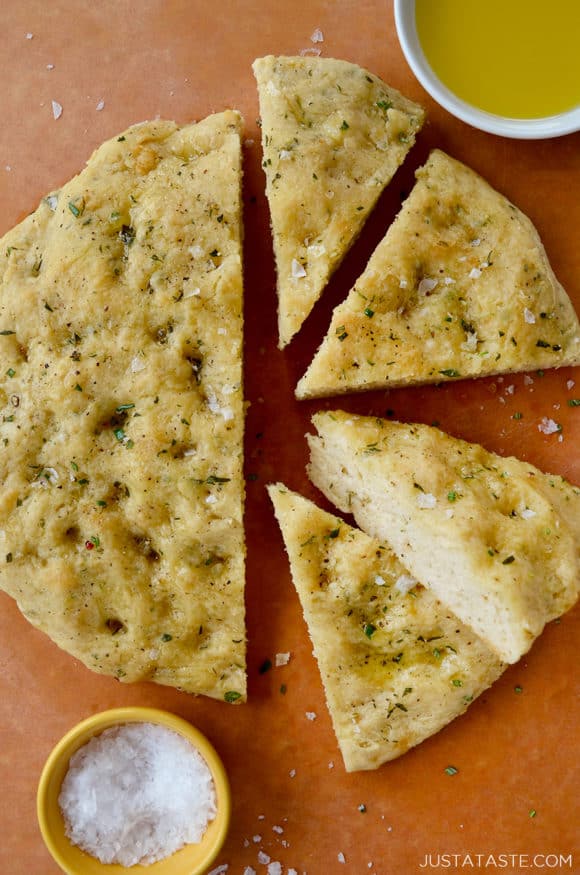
<box><xmin>208</xmin><ymin>866</ymin><xmax>229</xmax><ymax>875</ymax></box>
<box><xmin>399</xmin><ymin>278</ymin><xmax>408</xmax><ymax>289</ymax></box>
<box><xmin>243</xmin><ymin>868</ymin><xmax>257</xmax><ymax>875</ymax></box>
<box><xmin>267</xmin><ymin>863</ymin><xmax>282</xmax><ymax>875</ymax></box>
<box><xmin>272</xmin><ymin>824</ymin><xmax>284</xmax><ymax>834</ymax></box>
<box><xmin>96</xmin><ymin>99</ymin><xmax>105</xmax><ymax>111</ymax></box>
<box><xmin>566</xmin><ymin>379</ymin><xmax>575</xmax><ymax>390</ymax></box>
<box><xmin>462</xmin><ymin>332</ymin><xmax>478</xmax><ymax>352</ymax></box>
<box><xmin>444</xmin><ymin>277</ymin><xmax>455</xmax><ymax>285</ymax></box>
<box><xmin>524</xmin><ymin>308</ymin><xmax>536</xmax><ymax>324</ymax></box>
<box><xmin>189</xmin><ymin>244</ymin><xmax>204</xmax><ymax>257</ymax></box>
<box><xmin>374</xmin><ymin>574</ymin><xmax>386</xmax><ymax>586</ymax></box>
<box><xmin>328</xmin><ymin>761</ymin><xmax>334</xmax><ymax>769</ymax></box>
<box><xmin>275</xmin><ymin>652</ymin><xmax>291</xmax><ymax>666</ymax></box>
<box><xmin>252</xmin><ymin>834</ymin><xmax>262</xmax><ymax>843</ymax></box>
<box><xmin>307</xmin><ymin>243</ymin><xmax>326</xmax><ymax>258</ymax></box>
<box><xmin>25</xmin><ymin>32</ymin><xmax>33</xmax><ymax>39</ymax></box>
<box><xmin>46</xmin><ymin>63</ymin><xmax>54</xmax><ymax>70</ymax></box>
<box><xmin>523</xmin><ymin>375</ymin><xmax>534</xmax><ymax>386</ymax></box>
<box><xmin>279</xmin><ymin>149</ymin><xmax>292</xmax><ymax>160</ymax></box>
<box><xmin>45</xmin><ymin>194</ymin><xmax>58</xmax><ymax>211</ymax></box>
<box><xmin>205</xmin><ymin>494</ymin><xmax>218</xmax><ymax>505</ymax></box>
<box><xmin>265</xmin><ymin>80</ymin><xmax>280</xmax><ymax>96</ymax></box>
<box><xmin>418</xmin><ymin>277</ymin><xmax>438</xmax><ymax>294</ymax></box>
<box><xmin>131</xmin><ymin>356</ymin><xmax>146</xmax><ymax>373</ymax></box>
<box><xmin>505</xmin><ymin>384</ymin><xmax>515</xmax><ymax>395</ymax></box>
<box><xmin>416</xmin><ymin>492</ymin><xmax>437</xmax><ymax>509</ymax></box>
<box><xmin>338</xmin><ymin>852</ymin><xmax>346</xmax><ymax>863</ymax></box>
<box><xmin>538</xmin><ymin>417</ymin><xmax>560</xmax><ymax>435</ymax></box>
<box><xmin>469</xmin><ymin>267</ymin><xmax>481</xmax><ymax>279</ymax></box>
<box><xmin>217</xmin><ymin>327</ymin><xmax>227</xmax><ymax>335</ymax></box>
<box><xmin>445</xmin><ymin>509</ymin><xmax>454</xmax><ymax>519</ymax></box>
<box><xmin>244</xmin><ymin>138</ymin><xmax>255</xmax><ymax>147</ymax></box>
<box><xmin>520</xmin><ymin>508</ymin><xmax>537</xmax><ymax>520</ymax></box>
<box><xmin>258</xmin><ymin>851</ymin><xmax>271</xmax><ymax>865</ymax></box>
<box><xmin>394</xmin><ymin>574</ymin><xmax>417</xmax><ymax>594</ymax></box>
<box><xmin>310</xmin><ymin>28</ymin><xmax>324</xmax><ymax>42</ymax></box>
<box><xmin>471</xmin><ymin>238</ymin><xmax>481</xmax><ymax>246</ymax></box>
<box><xmin>288</xmin><ymin>870</ymin><xmax>298</xmax><ymax>875</ymax></box>
<box><xmin>59</xmin><ymin>723</ymin><xmax>216</xmax><ymax>866</ymax></box>
<box><xmin>299</xmin><ymin>46</ymin><xmax>322</xmax><ymax>56</ymax></box>
<box><xmin>183</xmin><ymin>287</ymin><xmax>201</xmax><ymax>299</ymax></box>
<box><xmin>289</xmin><ymin>768</ymin><xmax>296</xmax><ymax>777</ymax></box>
<box><xmin>52</xmin><ymin>100</ymin><xmax>63</xmax><ymax>120</ymax></box>
<box><xmin>305</xmin><ymin>711</ymin><xmax>317</xmax><ymax>721</ymax></box>
<box><xmin>291</xmin><ymin>258</ymin><xmax>307</xmax><ymax>278</ymax></box>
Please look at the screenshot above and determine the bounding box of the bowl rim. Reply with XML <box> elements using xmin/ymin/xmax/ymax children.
<box><xmin>37</xmin><ymin>706</ymin><xmax>231</xmax><ymax>875</ymax></box>
<box><xmin>393</xmin><ymin>0</ymin><xmax>580</xmax><ymax>140</ymax></box>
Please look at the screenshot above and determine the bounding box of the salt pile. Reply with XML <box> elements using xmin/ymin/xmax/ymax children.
<box><xmin>58</xmin><ymin>722</ymin><xmax>217</xmax><ymax>866</ymax></box>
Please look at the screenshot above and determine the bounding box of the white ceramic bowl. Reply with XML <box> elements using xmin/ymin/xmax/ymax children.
<box><xmin>394</xmin><ymin>0</ymin><xmax>580</xmax><ymax>139</ymax></box>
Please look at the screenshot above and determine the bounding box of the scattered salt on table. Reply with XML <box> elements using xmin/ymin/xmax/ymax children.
<box><xmin>58</xmin><ymin>722</ymin><xmax>217</xmax><ymax>866</ymax></box>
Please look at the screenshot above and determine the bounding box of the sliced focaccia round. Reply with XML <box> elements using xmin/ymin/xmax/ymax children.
<box><xmin>307</xmin><ymin>411</ymin><xmax>580</xmax><ymax>663</ymax></box>
<box><xmin>268</xmin><ymin>483</ymin><xmax>504</xmax><ymax>771</ymax></box>
<box><xmin>0</xmin><ymin>113</ymin><xmax>247</xmax><ymax>702</ymax></box>
<box><xmin>253</xmin><ymin>55</ymin><xmax>425</xmax><ymax>347</ymax></box>
<box><xmin>297</xmin><ymin>150</ymin><xmax>580</xmax><ymax>397</ymax></box>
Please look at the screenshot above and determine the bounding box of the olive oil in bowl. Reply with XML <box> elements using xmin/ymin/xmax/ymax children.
<box><xmin>415</xmin><ymin>0</ymin><xmax>580</xmax><ymax>120</ymax></box>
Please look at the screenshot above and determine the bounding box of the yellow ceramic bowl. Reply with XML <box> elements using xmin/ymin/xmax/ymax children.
<box><xmin>37</xmin><ymin>707</ymin><xmax>231</xmax><ymax>875</ymax></box>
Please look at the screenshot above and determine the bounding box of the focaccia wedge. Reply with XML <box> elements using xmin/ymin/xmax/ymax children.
<box><xmin>268</xmin><ymin>484</ymin><xmax>504</xmax><ymax>771</ymax></box>
<box><xmin>297</xmin><ymin>150</ymin><xmax>580</xmax><ymax>398</ymax></box>
<box><xmin>307</xmin><ymin>411</ymin><xmax>580</xmax><ymax>663</ymax></box>
<box><xmin>0</xmin><ymin>113</ymin><xmax>247</xmax><ymax>702</ymax></box>
<box><xmin>253</xmin><ymin>55</ymin><xmax>425</xmax><ymax>348</ymax></box>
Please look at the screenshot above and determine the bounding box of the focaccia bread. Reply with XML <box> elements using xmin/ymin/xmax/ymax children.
<box><xmin>0</xmin><ymin>113</ymin><xmax>247</xmax><ymax>702</ymax></box>
<box><xmin>253</xmin><ymin>55</ymin><xmax>425</xmax><ymax>347</ymax></box>
<box><xmin>307</xmin><ymin>411</ymin><xmax>580</xmax><ymax>663</ymax></box>
<box><xmin>268</xmin><ymin>484</ymin><xmax>504</xmax><ymax>771</ymax></box>
<box><xmin>297</xmin><ymin>150</ymin><xmax>580</xmax><ymax>398</ymax></box>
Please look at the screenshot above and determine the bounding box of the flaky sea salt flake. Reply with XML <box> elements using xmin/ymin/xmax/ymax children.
<box><xmin>96</xmin><ymin>99</ymin><xmax>105</xmax><ymax>111</ymax></box>
<box><xmin>538</xmin><ymin>417</ymin><xmax>561</xmax><ymax>435</ymax></box>
<box><xmin>416</xmin><ymin>492</ymin><xmax>437</xmax><ymax>509</ymax></box>
<box><xmin>291</xmin><ymin>258</ymin><xmax>307</xmax><ymax>279</ymax></box>
<box><xmin>275</xmin><ymin>652</ymin><xmax>291</xmax><ymax>666</ymax></box>
<box><xmin>51</xmin><ymin>100</ymin><xmax>63</xmax><ymax>120</ymax></box>
<box><xmin>310</xmin><ymin>28</ymin><xmax>324</xmax><ymax>43</ymax></box>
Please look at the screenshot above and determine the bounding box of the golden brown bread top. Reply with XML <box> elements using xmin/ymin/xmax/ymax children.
<box><xmin>0</xmin><ymin>113</ymin><xmax>247</xmax><ymax>701</ymax></box>
<box><xmin>253</xmin><ymin>55</ymin><xmax>424</xmax><ymax>347</ymax></box>
<box><xmin>297</xmin><ymin>150</ymin><xmax>580</xmax><ymax>397</ymax></box>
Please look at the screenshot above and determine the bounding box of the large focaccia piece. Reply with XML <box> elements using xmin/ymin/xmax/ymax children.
<box><xmin>268</xmin><ymin>484</ymin><xmax>504</xmax><ymax>771</ymax></box>
<box><xmin>297</xmin><ymin>150</ymin><xmax>580</xmax><ymax>397</ymax></box>
<box><xmin>0</xmin><ymin>113</ymin><xmax>247</xmax><ymax>701</ymax></box>
<box><xmin>253</xmin><ymin>55</ymin><xmax>425</xmax><ymax>348</ymax></box>
<box><xmin>307</xmin><ymin>412</ymin><xmax>580</xmax><ymax>663</ymax></box>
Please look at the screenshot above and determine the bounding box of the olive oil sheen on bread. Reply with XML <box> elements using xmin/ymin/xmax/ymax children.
<box><xmin>415</xmin><ymin>0</ymin><xmax>580</xmax><ymax>119</ymax></box>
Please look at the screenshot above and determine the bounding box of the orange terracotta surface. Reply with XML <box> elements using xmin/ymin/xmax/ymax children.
<box><xmin>0</xmin><ymin>2</ymin><xmax>579</xmax><ymax>873</ymax></box>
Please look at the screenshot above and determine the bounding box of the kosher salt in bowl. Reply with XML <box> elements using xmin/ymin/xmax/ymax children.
<box><xmin>394</xmin><ymin>0</ymin><xmax>580</xmax><ymax>139</ymax></box>
<box><xmin>37</xmin><ymin>707</ymin><xmax>231</xmax><ymax>875</ymax></box>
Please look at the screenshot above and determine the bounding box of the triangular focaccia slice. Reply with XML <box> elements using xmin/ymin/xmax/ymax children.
<box><xmin>307</xmin><ymin>412</ymin><xmax>580</xmax><ymax>664</ymax></box>
<box><xmin>268</xmin><ymin>484</ymin><xmax>504</xmax><ymax>771</ymax></box>
<box><xmin>0</xmin><ymin>114</ymin><xmax>247</xmax><ymax>702</ymax></box>
<box><xmin>253</xmin><ymin>55</ymin><xmax>425</xmax><ymax>348</ymax></box>
<box><xmin>297</xmin><ymin>150</ymin><xmax>580</xmax><ymax>397</ymax></box>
